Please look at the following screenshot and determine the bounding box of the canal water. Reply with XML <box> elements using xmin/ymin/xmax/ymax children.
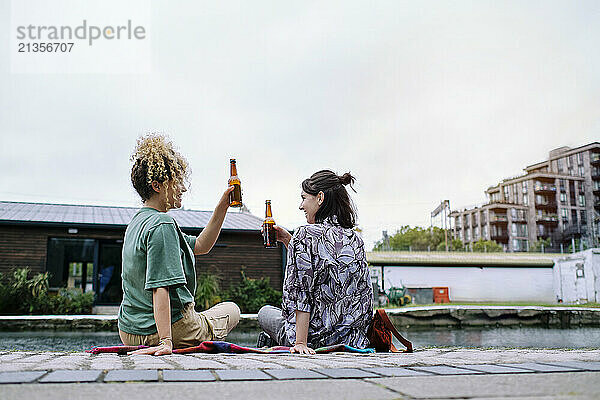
<box><xmin>0</xmin><ymin>327</ymin><xmax>598</xmax><ymax>352</ymax></box>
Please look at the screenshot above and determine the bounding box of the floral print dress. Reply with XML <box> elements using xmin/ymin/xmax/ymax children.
<box><xmin>281</xmin><ymin>216</ymin><xmax>373</xmax><ymax>348</ymax></box>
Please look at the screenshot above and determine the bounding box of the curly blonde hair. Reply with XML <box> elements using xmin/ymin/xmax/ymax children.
<box><xmin>130</xmin><ymin>133</ymin><xmax>190</xmax><ymax>207</ymax></box>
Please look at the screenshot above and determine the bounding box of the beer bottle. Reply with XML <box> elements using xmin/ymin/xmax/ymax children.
<box><xmin>228</xmin><ymin>159</ymin><xmax>242</xmax><ymax>207</ymax></box>
<box><xmin>263</xmin><ymin>200</ymin><xmax>277</xmax><ymax>248</ymax></box>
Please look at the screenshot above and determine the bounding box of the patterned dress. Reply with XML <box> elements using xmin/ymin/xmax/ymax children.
<box><xmin>281</xmin><ymin>216</ymin><xmax>373</xmax><ymax>348</ymax></box>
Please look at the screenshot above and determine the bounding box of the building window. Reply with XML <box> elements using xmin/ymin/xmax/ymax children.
<box><xmin>580</xmin><ymin>210</ymin><xmax>587</xmax><ymax>226</ymax></box>
<box><xmin>578</xmin><ymin>181</ymin><xmax>584</xmax><ymax>193</ymax></box>
<box><xmin>557</xmin><ymin>158</ymin><xmax>564</xmax><ymax>173</ymax></box>
<box><xmin>560</xmin><ymin>179</ymin><xmax>566</xmax><ymax>192</ymax></box>
<box><xmin>47</xmin><ymin>238</ymin><xmax>95</xmax><ymax>290</ymax></box>
<box><xmin>46</xmin><ymin>238</ymin><xmax>123</xmax><ymax>304</ymax></box>
<box><xmin>578</xmin><ymin>165</ymin><xmax>585</xmax><ymax>177</ymax></box>
<box><xmin>560</xmin><ymin>192</ymin><xmax>567</xmax><ymax>204</ymax></box>
<box><xmin>511</xmin><ymin>208</ymin><xmax>517</xmax><ymax>219</ymax></box>
<box><xmin>561</xmin><ymin>208</ymin><xmax>569</xmax><ymax>224</ymax></box>
<box><xmin>523</xmin><ymin>194</ymin><xmax>528</xmax><ymax>205</ymax></box>
<box><xmin>474</xmin><ymin>226</ymin><xmax>479</xmax><ymax>240</ymax></box>
<box><xmin>572</xmin><ymin>209</ymin><xmax>578</xmax><ymax>225</ymax></box>
<box><xmin>579</xmin><ymin>194</ymin><xmax>586</xmax><ymax>207</ymax></box>
<box><xmin>503</xmin><ymin>186</ymin><xmax>510</xmax><ymax>201</ymax></box>
<box><xmin>577</xmin><ymin>152</ymin><xmax>584</xmax><ymax>165</ymax></box>
<box><xmin>483</xmin><ymin>225</ymin><xmax>488</xmax><ymax>238</ymax></box>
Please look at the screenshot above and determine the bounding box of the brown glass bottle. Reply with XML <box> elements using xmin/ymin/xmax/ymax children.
<box><xmin>263</xmin><ymin>200</ymin><xmax>277</xmax><ymax>248</ymax></box>
<box><xmin>228</xmin><ymin>159</ymin><xmax>242</xmax><ymax>207</ymax></box>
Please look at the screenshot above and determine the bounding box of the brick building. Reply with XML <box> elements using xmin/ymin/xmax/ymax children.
<box><xmin>0</xmin><ymin>201</ymin><xmax>285</xmax><ymax>305</ymax></box>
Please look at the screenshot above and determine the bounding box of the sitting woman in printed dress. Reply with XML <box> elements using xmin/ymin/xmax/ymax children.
<box><xmin>258</xmin><ymin>170</ymin><xmax>373</xmax><ymax>354</ymax></box>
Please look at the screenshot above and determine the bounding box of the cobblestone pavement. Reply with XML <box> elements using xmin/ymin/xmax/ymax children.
<box><xmin>1</xmin><ymin>349</ymin><xmax>599</xmax><ymax>399</ymax></box>
<box><xmin>0</xmin><ymin>348</ymin><xmax>599</xmax><ymax>382</ymax></box>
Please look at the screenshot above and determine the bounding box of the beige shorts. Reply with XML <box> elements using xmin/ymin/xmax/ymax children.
<box><xmin>119</xmin><ymin>301</ymin><xmax>241</xmax><ymax>349</ymax></box>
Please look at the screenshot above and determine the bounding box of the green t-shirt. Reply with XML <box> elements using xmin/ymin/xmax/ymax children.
<box><xmin>118</xmin><ymin>207</ymin><xmax>197</xmax><ymax>335</ymax></box>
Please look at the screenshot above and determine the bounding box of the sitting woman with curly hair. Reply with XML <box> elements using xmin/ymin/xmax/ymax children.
<box><xmin>119</xmin><ymin>134</ymin><xmax>240</xmax><ymax>356</ymax></box>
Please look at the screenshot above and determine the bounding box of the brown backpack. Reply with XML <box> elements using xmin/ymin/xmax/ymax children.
<box><xmin>367</xmin><ymin>309</ymin><xmax>413</xmax><ymax>353</ymax></box>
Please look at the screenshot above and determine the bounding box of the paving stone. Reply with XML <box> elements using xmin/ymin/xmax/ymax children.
<box><xmin>162</xmin><ymin>370</ymin><xmax>216</xmax><ymax>382</ymax></box>
<box><xmin>0</xmin><ymin>379</ymin><xmax>400</xmax><ymax>399</ymax></box>
<box><xmin>89</xmin><ymin>363</ymin><xmax>124</xmax><ymax>370</ymax></box>
<box><xmin>169</xmin><ymin>358</ymin><xmax>229</xmax><ymax>369</ymax></box>
<box><xmin>458</xmin><ymin>364</ymin><xmax>533</xmax><ymax>374</ymax></box>
<box><xmin>362</xmin><ymin>367</ymin><xmax>433</xmax><ymax>376</ymax></box>
<box><xmin>542</xmin><ymin>361</ymin><xmax>600</xmax><ymax>371</ymax></box>
<box><xmin>264</xmin><ymin>369</ymin><xmax>328</xmax><ymax>380</ymax></box>
<box><xmin>367</xmin><ymin>372</ymin><xmax>600</xmax><ymax>399</ymax></box>
<box><xmin>269</xmin><ymin>359</ymin><xmax>323</xmax><ymax>369</ymax></box>
<box><xmin>39</xmin><ymin>370</ymin><xmax>102</xmax><ymax>383</ymax></box>
<box><xmin>313</xmin><ymin>368</ymin><xmax>379</xmax><ymax>378</ymax></box>
<box><xmin>499</xmin><ymin>363</ymin><xmax>583</xmax><ymax>372</ymax></box>
<box><xmin>0</xmin><ymin>371</ymin><xmax>46</xmax><ymax>383</ymax></box>
<box><xmin>218</xmin><ymin>358</ymin><xmax>284</xmax><ymax>369</ymax></box>
<box><xmin>0</xmin><ymin>353</ymin><xmax>28</xmax><ymax>361</ymax></box>
<box><xmin>0</xmin><ymin>363</ymin><xmax>36</xmax><ymax>372</ymax></box>
<box><xmin>104</xmin><ymin>369</ymin><xmax>159</xmax><ymax>382</ymax></box>
<box><xmin>18</xmin><ymin>354</ymin><xmax>57</xmax><ymax>363</ymax></box>
<box><xmin>132</xmin><ymin>363</ymin><xmax>175</xmax><ymax>370</ymax></box>
<box><xmin>411</xmin><ymin>365</ymin><xmax>484</xmax><ymax>375</ymax></box>
<box><xmin>215</xmin><ymin>369</ymin><xmax>273</xmax><ymax>381</ymax></box>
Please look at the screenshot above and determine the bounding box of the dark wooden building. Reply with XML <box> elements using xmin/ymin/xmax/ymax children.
<box><xmin>0</xmin><ymin>201</ymin><xmax>285</xmax><ymax>306</ymax></box>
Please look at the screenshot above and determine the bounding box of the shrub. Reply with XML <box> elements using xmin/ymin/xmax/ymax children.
<box><xmin>223</xmin><ymin>270</ymin><xmax>282</xmax><ymax>313</ymax></box>
<box><xmin>194</xmin><ymin>272</ymin><xmax>221</xmax><ymax>311</ymax></box>
<box><xmin>472</xmin><ymin>239</ymin><xmax>503</xmax><ymax>252</ymax></box>
<box><xmin>0</xmin><ymin>267</ymin><xmax>93</xmax><ymax>315</ymax></box>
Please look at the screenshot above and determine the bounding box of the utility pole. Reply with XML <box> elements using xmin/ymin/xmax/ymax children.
<box><xmin>431</xmin><ymin>200</ymin><xmax>451</xmax><ymax>252</ymax></box>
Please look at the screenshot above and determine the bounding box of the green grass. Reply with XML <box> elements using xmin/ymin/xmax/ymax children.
<box><xmin>396</xmin><ymin>302</ymin><xmax>600</xmax><ymax>308</ymax></box>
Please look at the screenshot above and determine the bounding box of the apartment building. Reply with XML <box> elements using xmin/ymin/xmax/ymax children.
<box><xmin>450</xmin><ymin>142</ymin><xmax>600</xmax><ymax>252</ymax></box>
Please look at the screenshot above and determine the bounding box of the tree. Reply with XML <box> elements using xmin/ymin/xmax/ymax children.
<box><xmin>373</xmin><ymin>225</ymin><xmax>453</xmax><ymax>251</ymax></box>
<box><xmin>472</xmin><ymin>239</ymin><xmax>503</xmax><ymax>252</ymax></box>
<box><xmin>529</xmin><ymin>238</ymin><xmax>551</xmax><ymax>253</ymax></box>
<box><xmin>436</xmin><ymin>238</ymin><xmax>465</xmax><ymax>252</ymax></box>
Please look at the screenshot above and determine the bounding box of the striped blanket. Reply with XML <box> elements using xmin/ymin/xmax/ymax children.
<box><xmin>87</xmin><ymin>341</ymin><xmax>375</xmax><ymax>355</ymax></box>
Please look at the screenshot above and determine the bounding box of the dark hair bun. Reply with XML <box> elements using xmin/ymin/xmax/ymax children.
<box><xmin>339</xmin><ymin>172</ymin><xmax>355</xmax><ymax>186</ymax></box>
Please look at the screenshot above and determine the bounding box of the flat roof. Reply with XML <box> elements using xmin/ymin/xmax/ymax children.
<box><xmin>525</xmin><ymin>142</ymin><xmax>600</xmax><ymax>171</ymax></box>
<box><xmin>0</xmin><ymin>201</ymin><xmax>263</xmax><ymax>231</ymax></box>
<box><xmin>366</xmin><ymin>251</ymin><xmax>557</xmax><ymax>267</ymax></box>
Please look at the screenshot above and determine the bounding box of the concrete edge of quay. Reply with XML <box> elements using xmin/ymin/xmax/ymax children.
<box><xmin>0</xmin><ymin>306</ymin><xmax>599</xmax><ymax>331</ymax></box>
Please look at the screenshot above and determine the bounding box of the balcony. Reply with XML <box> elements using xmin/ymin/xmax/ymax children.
<box><xmin>593</xmin><ymin>169</ymin><xmax>600</xmax><ymax>180</ymax></box>
<box><xmin>535</xmin><ymin>200</ymin><xmax>557</xmax><ymax>210</ymax></box>
<box><xmin>536</xmin><ymin>214</ymin><xmax>558</xmax><ymax>224</ymax></box>
<box><xmin>563</xmin><ymin>224</ymin><xmax>586</xmax><ymax>238</ymax></box>
<box><xmin>534</xmin><ymin>184</ymin><xmax>557</xmax><ymax>194</ymax></box>
<box><xmin>489</xmin><ymin>215</ymin><xmax>508</xmax><ymax>224</ymax></box>
<box><xmin>490</xmin><ymin>233</ymin><xmax>509</xmax><ymax>242</ymax></box>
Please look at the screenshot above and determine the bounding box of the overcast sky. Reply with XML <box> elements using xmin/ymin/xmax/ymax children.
<box><xmin>1</xmin><ymin>0</ymin><xmax>599</xmax><ymax>249</ymax></box>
